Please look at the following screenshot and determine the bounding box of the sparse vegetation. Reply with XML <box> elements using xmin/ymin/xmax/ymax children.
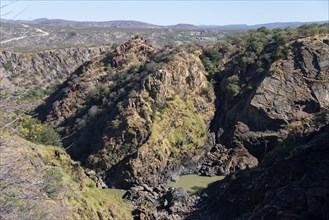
<box><xmin>1</xmin><ymin>21</ymin><xmax>328</xmax><ymax>219</ymax></box>
<box><xmin>0</xmin><ymin>22</ymin><xmax>226</xmax><ymax>52</ymax></box>
<box><xmin>0</xmin><ymin>134</ymin><xmax>133</xmax><ymax>220</ymax></box>
<box><xmin>201</xmin><ymin>23</ymin><xmax>329</xmax><ymax>76</ymax></box>
<box><xmin>144</xmin><ymin>61</ymin><xmax>159</xmax><ymax>73</ymax></box>
<box><xmin>145</xmin><ymin>95</ymin><xmax>208</xmax><ymax>159</ymax></box>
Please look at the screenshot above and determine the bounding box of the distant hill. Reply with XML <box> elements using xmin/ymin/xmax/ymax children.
<box><xmin>1</xmin><ymin>18</ymin><xmax>326</xmax><ymax>30</ymax></box>
<box><xmin>1</xmin><ymin>18</ymin><xmax>199</xmax><ymax>30</ymax></box>
<box><xmin>199</xmin><ymin>21</ymin><xmax>328</xmax><ymax>30</ymax></box>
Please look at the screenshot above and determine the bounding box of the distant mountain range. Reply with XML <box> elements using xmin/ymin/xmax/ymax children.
<box><xmin>1</xmin><ymin>18</ymin><xmax>326</xmax><ymax>30</ymax></box>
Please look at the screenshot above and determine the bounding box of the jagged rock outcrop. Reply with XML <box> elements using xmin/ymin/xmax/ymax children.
<box><xmin>36</xmin><ymin>35</ymin><xmax>329</xmax><ymax>192</ymax></box>
<box><xmin>163</xmin><ymin>188</ymin><xmax>196</xmax><ymax>215</ymax></box>
<box><xmin>36</xmin><ymin>37</ymin><xmax>215</xmax><ymax>188</ymax></box>
<box><xmin>37</xmin><ymin>37</ymin><xmax>156</xmax><ymax>160</ymax></box>
<box><xmin>124</xmin><ymin>185</ymin><xmax>198</xmax><ymax>220</ymax></box>
<box><xmin>0</xmin><ymin>46</ymin><xmax>112</xmax><ymax>92</ymax></box>
<box><xmin>106</xmin><ymin>48</ymin><xmax>215</xmax><ymax>188</ymax></box>
<box><xmin>192</xmin><ymin>124</ymin><xmax>329</xmax><ymax>220</ymax></box>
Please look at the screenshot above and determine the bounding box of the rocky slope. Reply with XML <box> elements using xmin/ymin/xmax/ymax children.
<box><xmin>0</xmin><ymin>133</ymin><xmax>133</xmax><ymax>220</ymax></box>
<box><xmin>36</xmin><ymin>37</ymin><xmax>215</xmax><ymax>189</ymax></box>
<box><xmin>0</xmin><ymin>46</ymin><xmax>112</xmax><ymax>94</ymax></box>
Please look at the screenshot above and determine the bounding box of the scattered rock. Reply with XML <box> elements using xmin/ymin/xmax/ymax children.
<box><xmin>85</xmin><ymin>169</ymin><xmax>108</xmax><ymax>189</ymax></box>
<box><xmin>164</xmin><ymin>188</ymin><xmax>197</xmax><ymax>216</ymax></box>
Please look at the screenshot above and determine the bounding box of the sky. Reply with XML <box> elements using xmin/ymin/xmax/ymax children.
<box><xmin>1</xmin><ymin>0</ymin><xmax>328</xmax><ymax>26</ymax></box>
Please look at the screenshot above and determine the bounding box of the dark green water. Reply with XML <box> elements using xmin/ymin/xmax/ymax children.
<box><xmin>167</xmin><ymin>174</ymin><xmax>225</xmax><ymax>195</ymax></box>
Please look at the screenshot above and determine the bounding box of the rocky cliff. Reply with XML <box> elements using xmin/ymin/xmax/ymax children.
<box><xmin>2</xmin><ymin>23</ymin><xmax>329</xmax><ymax>219</ymax></box>
<box><xmin>36</xmin><ymin>33</ymin><xmax>329</xmax><ymax>184</ymax></box>
<box><xmin>36</xmin><ymin>37</ymin><xmax>215</xmax><ymax>188</ymax></box>
<box><xmin>187</xmin><ymin>32</ymin><xmax>329</xmax><ymax>220</ymax></box>
<box><xmin>208</xmin><ymin>35</ymin><xmax>329</xmax><ymax>172</ymax></box>
<box><xmin>0</xmin><ymin>46</ymin><xmax>112</xmax><ymax>94</ymax></box>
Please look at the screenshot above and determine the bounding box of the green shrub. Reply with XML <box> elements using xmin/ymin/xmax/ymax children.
<box><xmin>200</xmin><ymin>47</ymin><xmax>223</xmax><ymax>73</ymax></box>
<box><xmin>3</xmin><ymin>61</ymin><xmax>13</xmax><ymax>70</ymax></box>
<box><xmin>200</xmin><ymin>82</ymin><xmax>215</xmax><ymax>102</ymax></box>
<box><xmin>201</xmin><ymin>57</ymin><xmax>215</xmax><ymax>73</ymax></box>
<box><xmin>39</xmin><ymin>127</ymin><xmax>63</xmax><ymax>147</ymax></box>
<box><xmin>227</xmin><ymin>84</ymin><xmax>240</xmax><ymax>98</ymax></box>
<box><xmin>17</xmin><ymin>115</ymin><xmax>62</xmax><ymax>147</ymax></box>
<box><xmin>225</xmin><ymin>75</ymin><xmax>241</xmax><ymax>102</ymax></box>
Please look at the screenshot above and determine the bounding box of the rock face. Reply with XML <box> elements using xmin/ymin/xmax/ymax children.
<box><xmin>106</xmin><ymin>48</ymin><xmax>215</xmax><ymax>187</ymax></box>
<box><xmin>193</xmin><ymin>124</ymin><xmax>329</xmax><ymax>220</ymax></box>
<box><xmin>36</xmin><ymin>37</ymin><xmax>215</xmax><ymax>188</ymax></box>
<box><xmin>164</xmin><ymin>188</ymin><xmax>195</xmax><ymax>215</ymax></box>
<box><xmin>0</xmin><ymin>46</ymin><xmax>112</xmax><ymax>92</ymax></box>
<box><xmin>124</xmin><ymin>185</ymin><xmax>198</xmax><ymax>220</ymax></box>
<box><xmin>212</xmin><ymin>36</ymin><xmax>329</xmax><ymax>163</ymax></box>
<box><xmin>199</xmin><ymin>144</ymin><xmax>258</xmax><ymax>176</ymax></box>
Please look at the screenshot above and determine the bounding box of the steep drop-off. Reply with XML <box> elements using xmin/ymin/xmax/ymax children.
<box><xmin>187</xmin><ymin>32</ymin><xmax>329</xmax><ymax>220</ymax></box>
<box><xmin>193</xmin><ymin>124</ymin><xmax>329</xmax><ymax>220</ymax></box>
<box><xmin>2</xmin><ymin>23</ymin><xmax>329</xmax><ymax>220</ymax></box>
<box><xmin>36</xmin><ymin>37</ymin><xmax>215</xmax><ymax>188</ymax></box>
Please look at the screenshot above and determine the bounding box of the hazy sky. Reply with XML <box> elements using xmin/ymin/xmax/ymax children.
<box><xmin>1</xmin><ymin>0</ymin><xmax>328</xmax><ymax>25</ymax></box>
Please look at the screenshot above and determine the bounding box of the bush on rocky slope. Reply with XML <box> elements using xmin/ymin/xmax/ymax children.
<box><xmin>0</xmin><ymin>134</ymin><xmax>133</xmax><ymax>220</ymax></box>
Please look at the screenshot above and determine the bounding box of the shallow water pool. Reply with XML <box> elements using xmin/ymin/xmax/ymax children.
<box><xmin>167</xmin><ymin>174</ymin><xmax>225</xmax><ymax>195</ymax></box>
